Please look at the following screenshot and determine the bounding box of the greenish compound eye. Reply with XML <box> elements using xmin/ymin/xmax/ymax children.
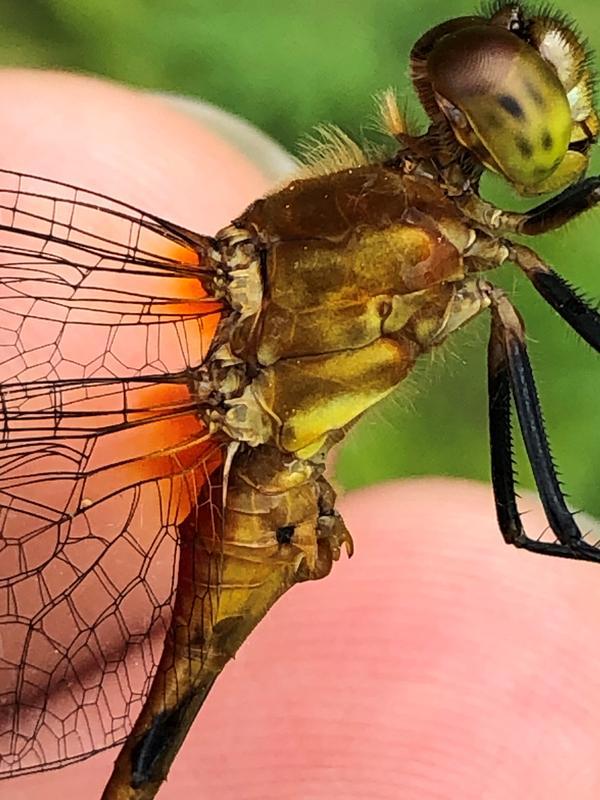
<box><xmin>427</xmin><ymin>24</ymin><xmax>572</xmax><ymax>190</ymax></box>
<box><xmin>486</xmin><ymin>73</ymin><xmax>570</xmax><ymax>183</ymax></box>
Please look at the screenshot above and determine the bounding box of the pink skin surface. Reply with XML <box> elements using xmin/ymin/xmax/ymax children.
<box><xmin>4</xmin><ymin>70</ymin><xmax>600</xmax><ymax>800</ymax></box>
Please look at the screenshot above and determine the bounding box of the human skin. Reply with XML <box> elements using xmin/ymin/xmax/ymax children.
<box><xmin>3</xmin><ymin>70</ymin><xmax>600</xmax><ymax>800</ymax></box>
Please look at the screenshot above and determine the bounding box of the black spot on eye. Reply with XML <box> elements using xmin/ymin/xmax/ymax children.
<box><xmin>525</xmin><ymin>80</ymin><xmax>545</xmax><ymax>108</ymax></box>
<box><xmin>515</xmin><ymin>135</ymin><xmax>533</xmax><ymax>158</ymax></box>
<box><xmin>277</xmin><ymin>525</ymin><xmax>295</xmax><ymax>545</ymax></box>
<box><xmin>485</xmin><ymin>112</ymin><xmax>503</xmax><ymax>129</ymax></box>
<box><xmin>498</xmin><ymin>94</ymin><xmax>525</xmax><ymax>119</ymax></box>
<box><xmin>541</xmin><ymin>130</ymin><xmax>553</xmax><ymax>151</ymax></box>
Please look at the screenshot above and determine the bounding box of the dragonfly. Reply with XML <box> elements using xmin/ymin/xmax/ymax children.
<box><xmin>2</xmin><ymin>2</ymin><xmax>600</xmax><ymax>798</ymax></box>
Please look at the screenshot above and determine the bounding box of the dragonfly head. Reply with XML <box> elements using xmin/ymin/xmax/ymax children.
<box><xmin>411</xmin><ymin>2</ymin><xmax>599</xmax><ymax>195</ymax></box>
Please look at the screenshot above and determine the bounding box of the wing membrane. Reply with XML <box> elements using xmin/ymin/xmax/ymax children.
<box><xmin>0</xmin><ymin>172</ymin><xmax>227</xmax><ymax>775</ymax></box>
<box><xmin>0</xmin><ymin>169</ymin><xmax>221</xmax><ymax>384</ymax></box>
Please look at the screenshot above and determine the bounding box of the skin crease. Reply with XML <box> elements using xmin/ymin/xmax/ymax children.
<box><xmin>3</xmin><ymin>70</ymin><xmax>600</xmax><ymax>800</ymax></box>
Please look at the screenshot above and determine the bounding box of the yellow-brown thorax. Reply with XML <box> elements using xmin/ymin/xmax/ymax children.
<box><xmin>213</xmin><ymin>164</ymin><xmax>485</xmax><ymax>463</ymax></box>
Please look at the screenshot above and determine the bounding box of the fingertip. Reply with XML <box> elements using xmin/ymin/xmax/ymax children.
<box><xmin>0</xmin><ymin>69</ymin><xmax>288</xmax><ymax>230</ymax></box>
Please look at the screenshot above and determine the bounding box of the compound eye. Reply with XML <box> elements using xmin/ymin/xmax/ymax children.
<box><xmin>428</xmin><ymin>24</ymin><xmax>573</xmax><ymax>192</ymax></box>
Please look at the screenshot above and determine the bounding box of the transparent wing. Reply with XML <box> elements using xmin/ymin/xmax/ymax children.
<box><xmin>0</xmin><ymin>171</ymin><xmax>226</xmax><ymax>775</ymax></box>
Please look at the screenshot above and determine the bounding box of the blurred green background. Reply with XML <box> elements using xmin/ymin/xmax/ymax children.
<box><xmin>1</xmin><ymin>0</ymin><xmax>598</xmax><ymax>519</ymax></box>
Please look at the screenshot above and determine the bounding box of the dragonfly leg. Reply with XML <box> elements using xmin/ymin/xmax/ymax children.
<box><xmin>512</xmin><ymin>177</ymin><xmax>600</xmax><ymax>235</ymax></box>
<box><xmin>458</xmin><ymin>176</ymin><xmax>600</xmax><ymax>235</ymax></box>
<box><xmin>503</xmin><ymin>241</ymin><xmax>600</xmax><ymax>353</ymax></box>
<box><xmin>486</xmin><ymin>286</ymin><xmax>600</xmax><ymax>562</ymax></box>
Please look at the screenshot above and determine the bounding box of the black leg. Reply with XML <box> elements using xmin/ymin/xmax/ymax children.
<box><xmin>487</xmin><ymin>289</ymin><xmax>600</xmax><ymax>562</ymax></box>
<box><xmin>516</xmin><ymin>177</ymin><xmax>600</xmax><ymax>236</ymax></box>
<box><xmin>487</xmin><ymin>314</ymin><xmax>521</xmax><ymax>546</ymax></box>
<box><xmin>507</xmin><ymin>242</ymin><xmax>600</xmax><ymax>353</ymax></box>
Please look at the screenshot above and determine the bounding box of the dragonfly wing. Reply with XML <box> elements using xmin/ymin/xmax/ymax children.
<box><xmin>0</xmin><ymin>172</ymin><xmax>223</xmax><ymax>775</ymax></box>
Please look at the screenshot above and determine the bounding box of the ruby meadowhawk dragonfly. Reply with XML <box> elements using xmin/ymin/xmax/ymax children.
<box><xmin>2</xmin><ymin>3</ymin><xmax>600</xmax><ymax>798</ymax></box>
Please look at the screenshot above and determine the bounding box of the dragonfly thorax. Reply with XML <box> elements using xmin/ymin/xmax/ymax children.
<box><xmin>202</xmin><ymin>164</ymin><xmax>489</xmax><ymax>462</ymax></box>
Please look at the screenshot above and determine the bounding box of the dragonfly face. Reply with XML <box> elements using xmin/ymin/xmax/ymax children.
<box><xmin>412</xmin><ymin>2</ymin><xmax>598</xmax><ymax>194</ymax></box>
<box><xmin>1</xmin><ymin>2</ymin><xmax>599</xmax><ymax>798</ymax></box>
